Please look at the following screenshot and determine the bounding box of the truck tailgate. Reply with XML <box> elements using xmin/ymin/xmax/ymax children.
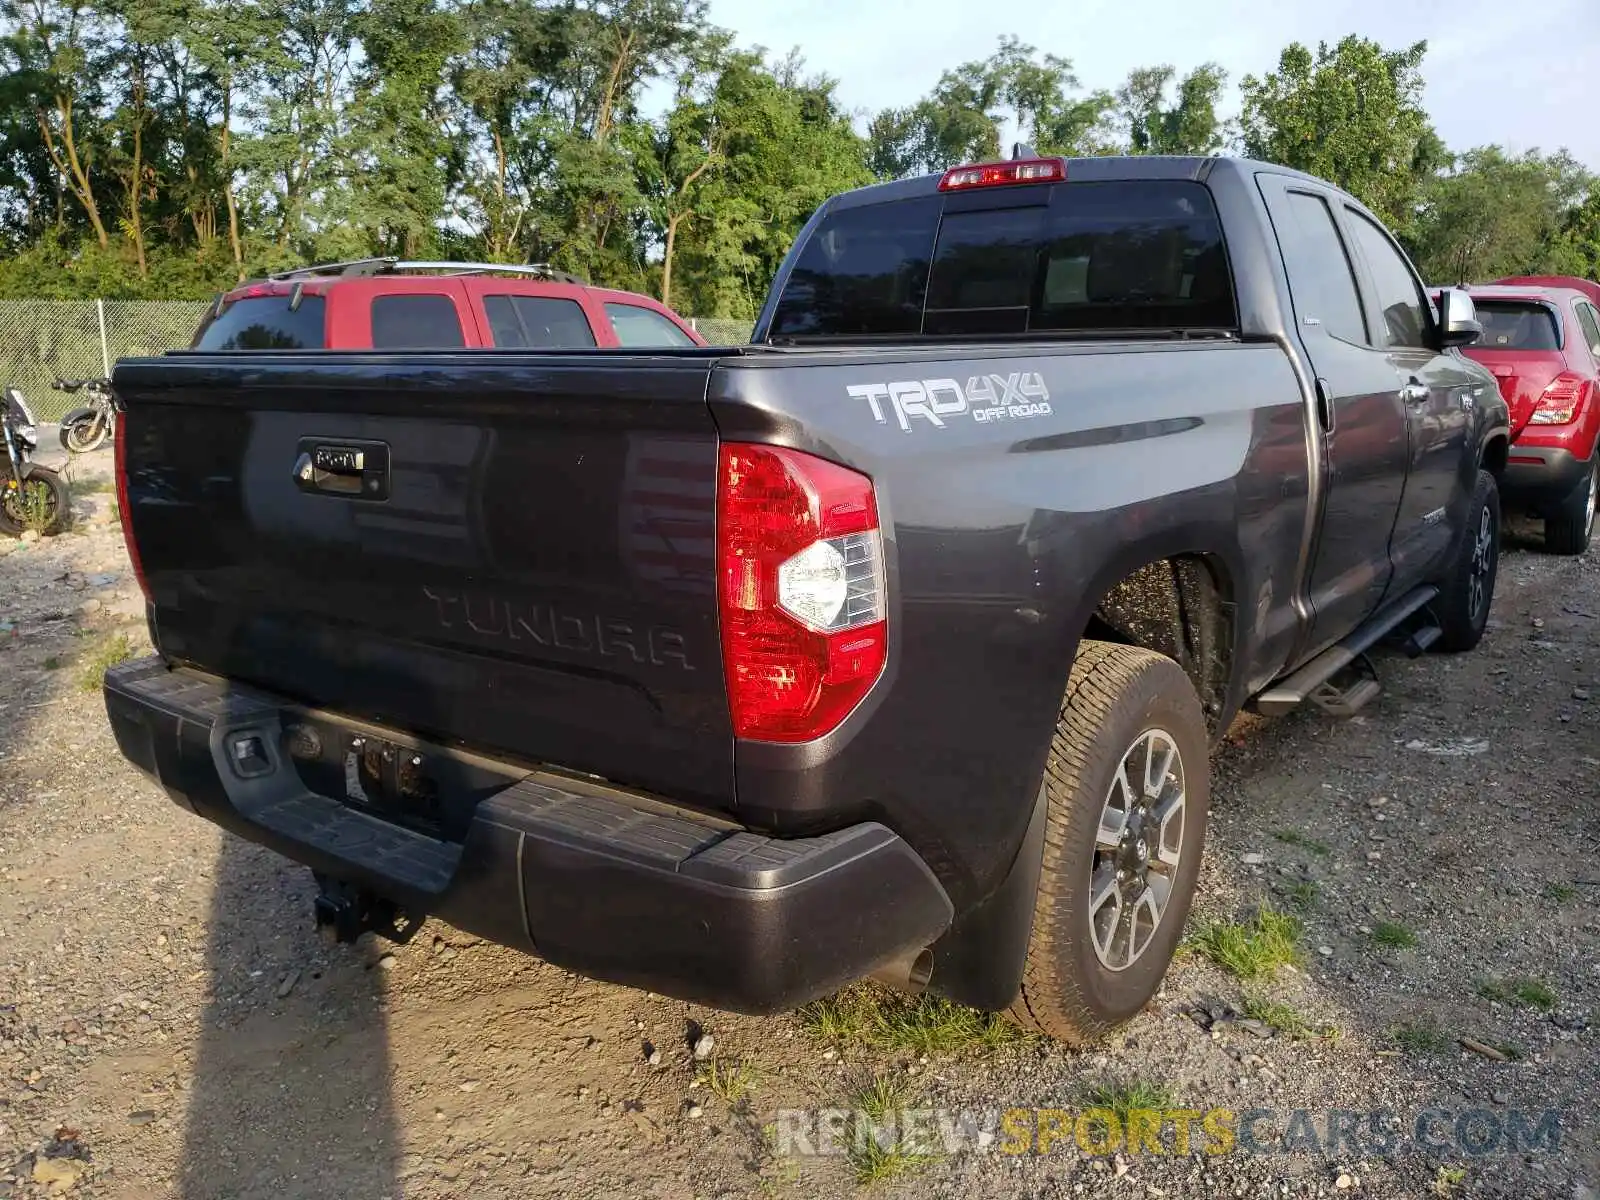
<box><xmin>113</xmin><ymin>352</ymin><xmax>734</xmax><ymax>808</ymax></box>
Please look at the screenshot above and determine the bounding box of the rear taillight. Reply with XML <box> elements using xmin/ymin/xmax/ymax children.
<box><xmin>114</xmin><ymin>410</ymin><xmax>151</xmax><ymax>601</ymax></box>
<box><xmin>1530</xmin><ymin>373</ymin><xmax>1585</xmax><ymax>424</ymax></box>
<box><xmin>716</xmin><ymin>445</ymin><xmax>887</xmax><ymax>742</ymax></box>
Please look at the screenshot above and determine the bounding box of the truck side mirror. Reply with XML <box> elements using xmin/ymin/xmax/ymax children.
<box><xmin>1438</xmin><ymin>288</ymin><xmax>1483</xmax><ymax>348</ymax></box>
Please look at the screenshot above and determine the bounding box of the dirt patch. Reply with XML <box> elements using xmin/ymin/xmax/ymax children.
<box><xmin>0</xmin><ymin>470</ymin><xmax>1594</xmax><ymax>1199</ymax></box>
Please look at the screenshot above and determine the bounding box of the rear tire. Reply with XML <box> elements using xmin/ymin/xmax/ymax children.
<box><xmin>1007</xmin><ymin>640</ymin><xmax>1210</xmax><ymax>1045</ymax></box>
<box><xmin>1542</xmin><ymin>457</ymin><xmax>1596</xmax><ymax>556</ymax></box>
<box><xmin>0</xmin><ymin>467</ymin><xmax>69</xmax><ymax>537</ymax></box>
<box><xmin>1434</xmin><ymin>468</ymin><xmax>1500</xmax><ymax>652</ymax></box>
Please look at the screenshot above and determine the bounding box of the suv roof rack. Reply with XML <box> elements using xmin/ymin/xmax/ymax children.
<box><xmin>266</xmin><ymin>258</ymin><xmax>587</xmax><ymax>285</ymax></box>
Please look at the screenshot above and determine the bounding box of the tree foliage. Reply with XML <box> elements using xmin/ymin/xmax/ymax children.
<box><xmin>1116</xmin><ymin>63</ymin><xmax>1229</xmax><ymax>156</ymax></box>
<box><xmin>1411</xmin><ymin>147</ymin><xmax>1591</xmax><ymax>284</ymax></box>
<box><xmin>0</xmin><ymin>11</ymin><xmax>1594</xmax><ymax>312</ymax></box>
<box><xmin>1240</xmin><ymin>36</ymin><xmax>1436</xmax><ymax>234</ymax></box>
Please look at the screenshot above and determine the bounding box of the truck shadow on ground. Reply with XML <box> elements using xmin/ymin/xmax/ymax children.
<box><xmin>178</xmin><ymin>835</ymin><xmax>400</xmax><ymax>1200</ymax></box>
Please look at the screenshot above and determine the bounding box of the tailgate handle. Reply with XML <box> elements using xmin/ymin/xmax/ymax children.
<box><xmin>294</xmin><ymin>439</ymin><xmax>390</xmax><ymax>500</ymax></box>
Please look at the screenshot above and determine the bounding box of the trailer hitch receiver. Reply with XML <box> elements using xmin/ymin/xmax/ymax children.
<box><xmin>312</xmin><ymin>873</ymin><xmax>422</xmax><ymax>945</ymax></box>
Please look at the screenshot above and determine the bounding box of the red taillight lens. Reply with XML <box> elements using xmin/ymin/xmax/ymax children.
<box><xmin>716</xmin><ymin>444</ymin><xmax>887</xmax><ymax>743</ymax></box>
<box><xmin>1530</xmin><ymin>373</ymin><xmax>1585</xmax><ymax>424</ymax></box>
<box><xmin>938</xmin><ymin>157</ymin><xmax>1066</xmax><ymax>191</ymax></box>
<box><xmin>114</xmin><ymin>408</ymin><xmax>151</xmax><ymax>601</ymax></box>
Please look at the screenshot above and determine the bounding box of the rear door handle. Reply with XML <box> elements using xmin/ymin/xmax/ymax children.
<box><xmin>1399</xmin><ymin>381</ymin><xmax>1431</xmax><ymax>404</ymax></box>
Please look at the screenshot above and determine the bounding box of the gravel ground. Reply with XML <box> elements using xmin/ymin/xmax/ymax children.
<box><xmin>0</xmin><ymin>452</ymin><xmax>1594</xmax><ymax>1200</ymax></box>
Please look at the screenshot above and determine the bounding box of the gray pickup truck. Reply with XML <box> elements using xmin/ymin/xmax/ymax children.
<box><xmin>104</xmin><ymin>153</ymin><xmax>1507</xmax><ymax>1045</ymax></box>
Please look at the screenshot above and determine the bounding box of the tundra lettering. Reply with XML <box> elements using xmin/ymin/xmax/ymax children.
<box><xmin>422</xmin><ymin>586</ymin><xmax>694</xmax><ymax>670</ymax></box>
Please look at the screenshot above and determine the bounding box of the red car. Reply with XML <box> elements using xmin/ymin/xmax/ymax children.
<box><xmin>191</xmin><ymin>258</ymin><xmax>707</xmax><ymax>352</ymax></box>
<box><xmin>1453</xmin><ymin>278</ymin><xmax>1600</xmax><ymax>553</ymax></box>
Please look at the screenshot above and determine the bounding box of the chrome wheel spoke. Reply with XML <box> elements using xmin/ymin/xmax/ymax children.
<box><xmin>1128</xmin><ymin>888</ymin><xmax>1162</xmax><ymax>965</ymax></box>
<box><xmin>1088</xmin><ymin>865</ymin><xmax>1124</xmax><ymax>965</ymax></box>
<box><xmin>1144</xmin><ymin>735</ymin><xmax>1176</xmax><ymax>799</ymax></box>
<box><xmin>1151</xmin><ymin>788</ymin><xmax>1186</xmax><ymax>869</ymax></box>
<box><xmin>1096</xmin><ymin>801</ymin><xmax>1128</xmax><ymax>853</ymax></box>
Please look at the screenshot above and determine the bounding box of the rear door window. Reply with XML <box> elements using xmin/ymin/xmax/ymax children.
<box><xmin>371</xmin><ymin>294</ymin><xmax>466</xmax><ymax>349</ymax></box>
<box><xmin>1476</xmin><ymin>302</ymin><xmax>1562</xmax><ymax>350</ymax></box>
<box><xmin>193</xmin><ymin>294</ymin><xmax>326</xmax><ymax>349</ymax></box>
<box><xmin>483</xmin><ymin>296</ymin><xmax>597</xmax><ymax>347</ymax></box>
<box><xmin>604</xmin><ymin>303</ymin><xmax>697</xmax><ymax>347</ymax></box>
<box><xmin>1272</xmin><ymin>191</ymin><xmax>1368</xmax><ymax>345</ymax></box>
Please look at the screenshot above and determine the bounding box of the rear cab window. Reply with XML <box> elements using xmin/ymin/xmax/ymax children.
<box><xmin>1476</xmin><ymin>302</ymin><xmax>1563</xmax><ymax>350</ymax></box>
<box><xmin>193</xmin><ymin>293</ymin><xmax>326</xmax><ymax>349</ymax></box>
<box><xmin>768</xmin><ymin>180</ymin><xmax>1236</xmax><ymax>340</ymax></box>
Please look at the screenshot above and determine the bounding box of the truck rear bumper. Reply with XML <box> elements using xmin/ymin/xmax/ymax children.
<box><xmin>104</xmin><ymin>657</ymin><xmax>953</xmax><ymax>1014</ymax></box>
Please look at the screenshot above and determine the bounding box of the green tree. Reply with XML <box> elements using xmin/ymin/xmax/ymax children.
<box><xmin>1117</xmin><ymin>63</ymin><xmax>1228</xmax><ymax>155</ymax></box>
<box><xmin>0</xmin><ymin>0</ymin><xmax>114</xmax><ymax>246</ymax></box>
<box><xmin>346</xmin><ymin>0</ymin><xmax>461</xmax><ymax>255</ymax></box>
<box><xmin>1412</xmin><ymin>146</ymin><xmax>1591</xmax><ymax>284</ymax></box>
<box><xmin>1541</xmin><ymin>188</ymin><xmax>1600</xmax><ymax>280</ymax></box>
<box><xmin>866</xmin><ymin>36</ymin><xmax>1113</xmax><ymax>180</ymax></box>
<box><xmin>665</xmin><ymin>49</ymin><xmax>869</xmax><ymax>317</ymax></box>
<box><xmin>1240</xmin><ymin>36</ymin><xmax>1434</xmax><ymax>233</ymax></box>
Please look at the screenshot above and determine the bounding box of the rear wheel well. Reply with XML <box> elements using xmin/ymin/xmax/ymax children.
<box><xmin>1082</xmin><ymin>555</ymin><xmax>1235</xmax><ymax>734</ymax></box>
<box><xmin>1482</xmin><ymin>434</ymin><xmax>1508</xmax><ymax>478</ymax></box>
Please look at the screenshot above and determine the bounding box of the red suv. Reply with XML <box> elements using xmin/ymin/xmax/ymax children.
<box><xmin>1451</xmin><ymin>278</ymin><xmax>1600</xmax><ymax>554</ymax></box>
<box><xmin>191</xmin><ymin>259</ymin><xmax>707</xmax><ymax>352</ymax></box>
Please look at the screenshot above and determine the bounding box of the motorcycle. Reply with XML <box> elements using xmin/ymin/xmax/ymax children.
<box><xmin>0</xmin><ymin>385</ymin><xmax>68</xmax><ymax>537</ymax></box>
<box><xmin>55</xmin><ymin>376</ymin><xmax>116</xmax><ymax>454</ymax></box>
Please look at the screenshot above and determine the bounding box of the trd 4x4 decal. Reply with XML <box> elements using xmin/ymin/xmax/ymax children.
<box><xmin>847</xmin><ymin>372</ymin><xmax>1052</xmax><ymax>432</ymax></box>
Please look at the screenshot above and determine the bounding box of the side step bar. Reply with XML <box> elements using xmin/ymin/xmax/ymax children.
<box><xmin>1253</xmin><ymin>586</ymin><xmax>1439</xmax><ymax>717</ymax></box>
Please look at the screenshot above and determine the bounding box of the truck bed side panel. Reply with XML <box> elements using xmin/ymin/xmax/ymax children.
<box><xmin>709</xmin><ymin>339</ymin><xmax>1310</xmax><ymax>907</ymax></box>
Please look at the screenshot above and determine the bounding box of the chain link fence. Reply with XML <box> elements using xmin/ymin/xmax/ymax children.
<box><xmin>687</xmin><ymin>317</ymin><xmax>756</xmax><ymax>345</ymax></box>
<box><xmin>1</xmin><ymin>300</ymin><xmax>756</xmax><ymax>420</ymax></box>
<box><xmin>0</xmin><ymin>300</ymin><xmax>212</xmax><ymax>420</ymax></box>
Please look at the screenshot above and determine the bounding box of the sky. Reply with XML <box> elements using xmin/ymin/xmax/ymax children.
<box><xmin>696</xmin><ymin>0</ymin><xmax>1600</xmax><ymax>167</ymax></box>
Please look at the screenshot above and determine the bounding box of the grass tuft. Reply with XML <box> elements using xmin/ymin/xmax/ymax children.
<box><xmin>1478</xmin><ymin>977</ymin><xmax>1557</xmax><ymax>1012</ymax></box>
<box><xmin>842</xmin><ymin>1073</ymin><xmax>934</xmax><ymax>1185</ymax></box>
<box><xmin>1541</xmin><ymin>882</ymin><xmax>1577</xmax><ymax>902</ymax></box>
<box><xmin>1191</xmin><ymin>901</ymin><xmax>1305</xmax><ymax>979</ymax></box>
<box><xmin>17</xmin><ymin>476</ymin><xmax>64</xmax><ymax>535</ymax></box>
<box><xmin>1083</xmin><ymin>1078</ymin><xmax>1176</xmax><ymax>1125</ymax></box>
<box><xmin>1240</xmin><ymin>992</ymin><xmax>1339</xmax><ymax>1041</ymax></box>
<box><xmin>1390</xmin><ymin>1018</ymin><xmax>1455</xmax><ymax>1055</ymax></box>
<box><xmin>1370</xmin><ymin>920</ymin><xmax>1417</xmax><ymax>950</ymax></box>
<box><xmin>78</xmin><ymin>632</ymin><xmax>134</xmax><ymax>692</ymax></box>
<box><xmin>799</xmin><ymin>985</ymin><xmax>1028</xmax><ymax>1056</ymax></box>
<box><xmin>1271</xmin><ymin>829</ymin><xmax>1331</xmax><ymax>856</ymax></box>
<box><xmin>1434</xmin><ymin>1164</ymin><xmax>1468</xmax><ymax>1195</ymax></box>
<box><xmin>1283</xmin><ymin>880</ymin><xmax>1318</xmax><ymax>911</ymax></box>
<box><xmin>696</xmin><ymin>1056</ymin><xmax>759</xmax><ymax>1105</ymax></box>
